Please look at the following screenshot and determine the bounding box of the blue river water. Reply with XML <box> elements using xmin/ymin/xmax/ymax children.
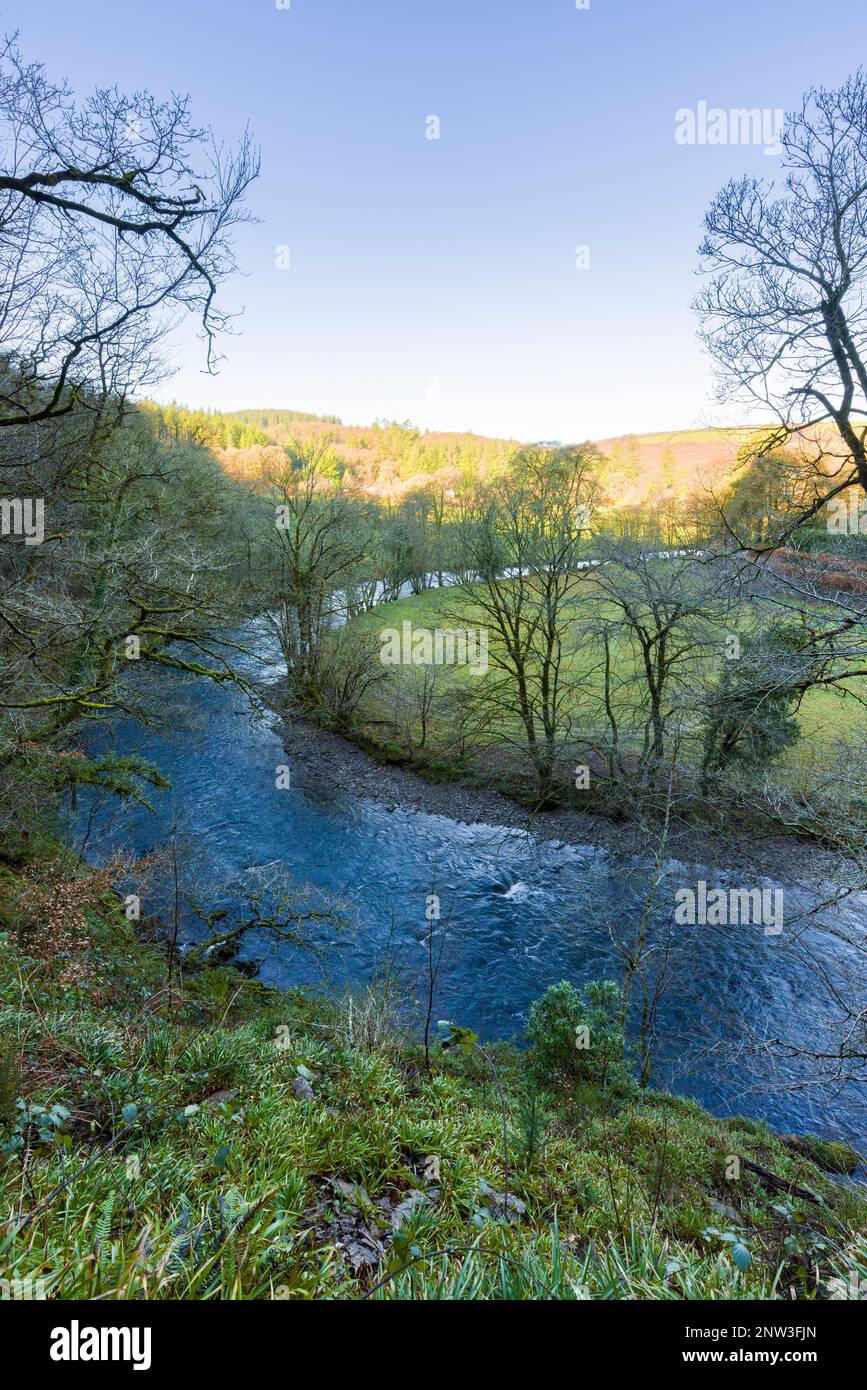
<box><xmin>70</xmin><ymin>622</ymin><xmax>867</xmax><ymax>1153</ymax></box>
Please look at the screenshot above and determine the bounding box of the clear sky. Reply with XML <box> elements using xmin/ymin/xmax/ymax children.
<box><xmin>8</xmin><ymin>0</ymin><xmax>866</xmax><ymax>441</ymax></box>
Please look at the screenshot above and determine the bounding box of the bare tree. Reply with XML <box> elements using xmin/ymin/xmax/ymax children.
<box><xmin>607</xmin><ymin>781</ymin><xmax>679</xmax><ymax>1088</ymax></box>
<box><xmin>318</xmin><ymin>624</ymin><xmax>388</xmax><ymax>731</ymax></box>
<box><xmin>451</xmin><ymin>445</ymin><xmax>600</xmax><ymax>801</ymax></box>
<box><xmin>696</xmin><ymin>70</ymin><xmax>867</xmax><ymax>534</ymax></box>
<box><xmin>387</xmin><ymin>663</ymin><xmax>449</xmax><ymax>754</ymax></box>
<box><xmin>0</xmin><ymin>40</ymin><xmax>260</xmax><ymax>845</ymax></box>
<box><xmin>588</xmin><ymin>542</ymin><xmax>735</xmax><ymax>782</ymax></box>
<box><xmin>262</xmin><ymin>440</ymin><xmax>370</xmax><ymax>708</ymax></box>
<box><xmin>0</xmin><ymin>36</ymin><xmax>258</xmax><ymax>428</ymax></box>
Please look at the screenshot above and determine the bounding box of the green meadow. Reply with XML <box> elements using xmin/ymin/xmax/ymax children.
<box><xmin>342</xmin><ymin>583</ymin><xmax>864</xmax><ymax>783</ymax></box>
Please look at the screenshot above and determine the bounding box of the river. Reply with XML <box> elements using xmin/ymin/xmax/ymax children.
<box><xmin>70</xmin><ymin>619</ymin><xmax>867</xmax><ymax>1154</ymax></box>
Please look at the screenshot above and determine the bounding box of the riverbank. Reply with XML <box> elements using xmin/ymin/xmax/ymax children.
<box><xmin>273</xmin><ymin>693</ymin><xmax>858</xmax><ymax>886</ymax></box>
<box><xmin>1</xmin><ymin>844</ymin><xmax>865</xmax><ymax>1300</ymax></box>
<box><xmin>57</xmin><ymin>640</ymin><xmax>866</xmax><ymax>1145</ymax></box>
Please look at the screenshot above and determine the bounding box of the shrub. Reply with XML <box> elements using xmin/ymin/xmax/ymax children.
<box><xmin>526</xmin><ymin>979</ymin><xmax>634</xmax><ymax>1099</ymax></box>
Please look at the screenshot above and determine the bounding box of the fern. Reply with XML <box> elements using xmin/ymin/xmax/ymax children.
<box><xmin>95</xmin><ymin>1191</ymin><xmax>115</xmax><ymax>1244</ymax></box>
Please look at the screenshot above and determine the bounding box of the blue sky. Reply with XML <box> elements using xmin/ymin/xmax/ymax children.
<box><xmin>9</xmin><ymin>0</ymin><xmax>866</xmax><ymax>441</ymax></box>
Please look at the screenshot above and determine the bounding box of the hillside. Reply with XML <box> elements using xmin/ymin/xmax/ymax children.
<box><xmin>146</xmin><ymin>403</ymin><xmax>767</xmax><ymax>506</ymax></box>
<box><xmin>593</xmin><ymin>427</ymin><xmax>764</xmax><ymax>507</ymax></box>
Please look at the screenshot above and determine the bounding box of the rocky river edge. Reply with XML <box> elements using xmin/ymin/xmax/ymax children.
<box><xmin>269</xmin><ymin>691</ymin><xmax>861</xmax><ymax>890</ymax></box>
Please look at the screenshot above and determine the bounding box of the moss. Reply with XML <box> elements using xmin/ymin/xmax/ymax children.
<box><xmin>0</xmin><ymin>1035</ymin><xmax>20</xmax><ymax>1125</ymax></box>
<box><xmin>780</xmin><ymin>1133</ymin><xmax>861</xmax><ymax>1175</ymax></box>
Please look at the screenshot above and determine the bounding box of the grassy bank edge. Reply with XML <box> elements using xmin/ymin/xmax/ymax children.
<box><xmin>0</xmin><ymin>844</ymin><xmax>864</xmax><ymax>1301</ymax></box>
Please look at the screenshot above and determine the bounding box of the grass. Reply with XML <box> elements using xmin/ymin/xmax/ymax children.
<box><xmin>342</xmin><ymin>581</ymin><xmax>866</xmax><ymax>786</ymax></box>
<box><xmin>1</xmin><ymin>846</ymin><xmax>865</xmax><ymax>1301</ymax></box>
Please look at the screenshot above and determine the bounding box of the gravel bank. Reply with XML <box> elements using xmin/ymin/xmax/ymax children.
<box><xmin>272</xmin><ymin>699</ymin><xmax>854</xmax><ymax>884</ymax></box>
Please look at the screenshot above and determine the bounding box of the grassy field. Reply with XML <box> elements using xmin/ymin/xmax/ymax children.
<box><xmin>342</xmin><ymin>583</ymin><xmax>865</xmax><ymax>782</ymax></box>
<box><xmin>1</xmin><ymin>846</ymin><xmax>864</xmax><ymax>1300</ymax></box>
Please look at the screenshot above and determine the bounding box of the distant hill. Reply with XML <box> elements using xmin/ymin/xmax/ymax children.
<box><xmin>592</xmin><ymin>427</ymin><xmax>765</xmax><ymax>506</ymax></box>
<box><xmin>144</xmin><ymin>401</ymin><xmax>775</xmax><ymax>506</ymax></box>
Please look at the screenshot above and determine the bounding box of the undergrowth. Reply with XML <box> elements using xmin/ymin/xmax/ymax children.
<box><xmin>0</xmin><ymin>847</ymin><xmax>865</xmax><ymax>1301</ymax></box>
